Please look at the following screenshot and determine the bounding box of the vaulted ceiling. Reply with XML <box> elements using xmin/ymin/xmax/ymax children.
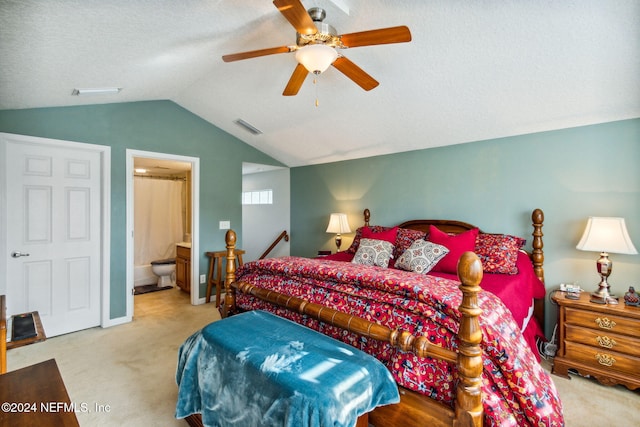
<box><xmin>1</xmin><ymin>0</ymin><xmax>638</xmax><ymax>167</ymax></box>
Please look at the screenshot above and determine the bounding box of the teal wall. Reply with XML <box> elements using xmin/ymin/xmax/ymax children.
<box><xmin>2</xmin><ymin>101</ymin><xmax>637</xmax><ymax>335</ymax></box>
<box><xmin>291</xmin><ymin>118</ymin><xmax>640</xmax><ymax>334</ymax></box>
<box><xmin>0</xmin><ymin>101</ymin><xmax>284</xmax><ymax>319</ymax></box>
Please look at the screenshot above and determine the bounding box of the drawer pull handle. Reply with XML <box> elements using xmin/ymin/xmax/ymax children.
<box><xmin>594</xmin><ymin>317</ymin><xmax>616</xmax><ymax>330</ymax></box>
<box><xmin>595</xmin><ymin>336</ymin><xmax>616</xmax><ymax>349</ymax></box>
<box><xmin>595</xmin><ymin>353</ymin><xmax>616</xmax><ymax>367</ymax></box>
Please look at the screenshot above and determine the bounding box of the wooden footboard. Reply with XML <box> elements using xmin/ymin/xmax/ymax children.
<box><xmin>221</xmin><ymin>229</ymin><xmax>484</xmax><ymax>427</ymax></box>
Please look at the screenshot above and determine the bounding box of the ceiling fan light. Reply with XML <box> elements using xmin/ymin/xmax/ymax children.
<box><xmin>295</xmin><ymin>44</ymin><xmax>338</xmax><ymax>74</ymax></box>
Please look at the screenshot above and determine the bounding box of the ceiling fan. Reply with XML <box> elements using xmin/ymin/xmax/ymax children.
<box><xmin>222</xmin><ymin>0</ymin><xmax>412</xmax><ymax>96</ymax></box>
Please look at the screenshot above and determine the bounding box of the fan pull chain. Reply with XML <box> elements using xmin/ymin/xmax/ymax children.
<box><xmin>314</xmin><ymin>75</ymin><xmax>319</xmax><ymax>107</ymax></box>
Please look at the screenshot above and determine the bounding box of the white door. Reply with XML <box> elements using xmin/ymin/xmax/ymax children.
<box><xmin>2</xmin><ymin>134</ymin><xmax>103</xmax><ymax>337</ymax></box>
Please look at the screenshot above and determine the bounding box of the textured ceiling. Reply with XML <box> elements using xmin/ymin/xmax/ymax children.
<box><xmin>1</xmin><ymin>0</ymin><xmax>639</xmax><ymax>167</ymax></box>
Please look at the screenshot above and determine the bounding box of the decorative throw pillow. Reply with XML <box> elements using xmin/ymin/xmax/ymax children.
<box><xmin>362</xmin><ymin>226</ymin><xmax>398</xmax><ymax>243</ymax></box>
<box><xmin>428</xmin><ymin>225</ymin><xmax>479</xmax><ymax>274</ymax></box>
<box><xmin>395</xmin><ymin>239</ymin><xmax>449</xmax><ymax>274</ymax></box>
<box><xmin>395</xmin><ymin>228</ymin><xmax>427</xmax><ymax>259</ymax></box>
<box><xmin>346</xmin><ymin>226</ymin><xmax>396</xmax><ymax>254</ymax></box>
<box><xmin>352</xmin><ymin>238</ymin><xmax>394</xmax><ymax>268</ymax></box>
<box><xmin>475</xmin><ymin>233</ymin><xmax>526</xmax><ymax>274</ymax></box>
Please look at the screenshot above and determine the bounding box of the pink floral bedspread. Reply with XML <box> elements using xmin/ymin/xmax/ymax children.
<box><xmin>235</xmin><ymin>256</ymin><xmax>564</xmax><ymax>427</ymax></box>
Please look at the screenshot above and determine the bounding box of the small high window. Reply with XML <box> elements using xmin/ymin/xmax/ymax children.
<box><xmin>242</xmin><ymin>189</ymin><xmax>273</xmax><ymax>205</ymax></box>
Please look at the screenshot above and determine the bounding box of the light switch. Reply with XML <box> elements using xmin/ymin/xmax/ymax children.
<box><xmin>219</xmin><ymin>220</ymin><xmax>230</xmax><ymax>230</ymax></box>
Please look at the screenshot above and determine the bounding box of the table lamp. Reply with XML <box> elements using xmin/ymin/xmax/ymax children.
<box><xmin>576</xmin><ymin>217</ymin><xmax>637</xmax><ymax>304</ymax></box>
<box><xmin>326</xmin><ymin>213</ymin><xmax>351</xmax><ymax>252</ymax></box>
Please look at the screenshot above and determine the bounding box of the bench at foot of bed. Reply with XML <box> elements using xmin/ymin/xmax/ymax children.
<box><xmin>176</xmin><ymin>310</ymin><xmax>400</xmax><ymax>427</ymax></box>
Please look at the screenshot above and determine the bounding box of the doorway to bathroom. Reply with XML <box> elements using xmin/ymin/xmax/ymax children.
<box><xmin>125</xmin><ymin>150</ymin><xmax>200</xmax><ymax>320</ymax></box>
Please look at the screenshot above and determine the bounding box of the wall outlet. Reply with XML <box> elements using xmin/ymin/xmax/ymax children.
<box><xmin>219</xmin><ymin>220</ymin><xmax>230</xmax><ymax>230</ymax></box>
<box><xmin>200</xmin><ymin>274</ymin><xmax>206</xmax><ymax>284</ymax></box>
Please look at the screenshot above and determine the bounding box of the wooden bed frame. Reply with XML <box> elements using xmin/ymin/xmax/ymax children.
<box><xmin>184</xmin><ymin>208</ymin><xmax>545</xmax><ymax>427</ymax></box>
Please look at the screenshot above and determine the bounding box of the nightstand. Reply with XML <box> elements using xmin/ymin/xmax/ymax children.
<box><xmin>551</xmin><ymin>290</ymin><xmax>640</xmax><ymax>390</ymax></box>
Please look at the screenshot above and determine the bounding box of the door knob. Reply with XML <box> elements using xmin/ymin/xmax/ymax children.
<box><xmin>11</xmin><ymin>251</ymin><xmax>30</xmax><ymax>258</ymax></box>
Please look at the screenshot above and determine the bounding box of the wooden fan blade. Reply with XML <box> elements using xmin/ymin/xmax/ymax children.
<box><xmin>332</xmin><ymin>56</ymin><xmax>379</xmax><ymax>91</ymax></box>
<box><xmin>222</xmin><ymin>46</ymin><xmax>292</xmax><ymax>62</ymax></box>
<box><xmin>340</xmin><ymin>26</ymin><xmax>412</xmax><ymax>48</ymax></box>
<box><xmin>283</xmin><ymin>63</ymin><xmax>308</xmax><ymax>96</ymax></box>
<box><xmin>273</xmin><ymin>0</ymin><xmax>317</xmax><ymax>35</ymax></box>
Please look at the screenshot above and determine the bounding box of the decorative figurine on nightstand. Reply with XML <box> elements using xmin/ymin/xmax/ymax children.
<box><xmin>624</xmin><ymin>286</ymin><xmax>639</xmax><ymax>306</ymax></box>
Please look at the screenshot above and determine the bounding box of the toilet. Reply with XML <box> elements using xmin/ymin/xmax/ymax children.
<box><xmin>150</xmin><ymin>258</ymin><xmax>176</xmax><ymax>287</ymax></box>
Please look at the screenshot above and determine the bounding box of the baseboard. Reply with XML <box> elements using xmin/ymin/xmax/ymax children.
<box><xmin>102</xmin><ymin>315</ymin><xmax>132</xmax><ymax>328</ymax></box>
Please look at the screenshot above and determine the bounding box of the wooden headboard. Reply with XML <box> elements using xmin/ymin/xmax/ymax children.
<box><xmin>362</xmin><ymin>207</ymin><xmax>545</xmax><ymax>284</ymax></box>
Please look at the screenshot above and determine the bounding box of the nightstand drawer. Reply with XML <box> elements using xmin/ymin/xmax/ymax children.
<box><xmin>565</xmin><ymin>307</ymin><xmax>638</xmax><ymax>336</ymax></box>
<box><xmin>565</xmin><ymin>324</ymin><xmax>640</xmax><ymax>357</ymax></box>
<box><xmin>564</xmin><ymin>341</ymin><xmax>640</xmax><ymax>376</ymax></box>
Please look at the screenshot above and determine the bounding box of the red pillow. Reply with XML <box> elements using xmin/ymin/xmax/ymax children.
<box><xmin>361</xmin><ymin>226</ymin><xmax>398</xmax><ymax>244</ymax></box>
<box><xmin>475</xmin><ymin>233</ymin><xmax>526</xmax><ymax>274</ymax></box>
<box><xmin>347</xmin><ymin>225</ymin><xmax>394</xmax><ymax>254</ymax></box>
<box><xmin>428</xmin><ymin>225</ymin><xmax>479</xmax><ymax>274</ymax></box>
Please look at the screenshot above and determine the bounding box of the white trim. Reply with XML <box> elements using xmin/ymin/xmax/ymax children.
<box><xmin>0</xmin><ymin>140</ymin><xmax>6</xmax><ymax>296</ymax></box>
<box><xmin>101</xmin><ymin>146</ymin><xmax>112</xmax><ymax>327</ymax></box>
<box><xmin>125</xmin><ymin>149</ymin><xmax>201</xmax><ymax>317</ymax></box>
<box><xmin>0</xmin><ymin>132</ymin><xmax>111</xmax><ymax>329</ymax></box>
<box><xmin>101</xmin><ymin>314</ymin><xmax>130</xmax><ymax>328</ymax></box>
<box><xmin>191</xmin><ymin>159</ymin><xmax>200</xmax><ymax>306</ymax></box>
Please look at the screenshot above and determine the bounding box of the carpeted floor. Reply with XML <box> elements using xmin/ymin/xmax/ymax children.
<box><xmin>7</xmin><ymin>289</ymin><xmax>218</xmax><ymax>426</ymax></box>
<box><xmin>5</xmin><ymin>290</ymin><xmax>640</xmax><ymax>426</ymax></box>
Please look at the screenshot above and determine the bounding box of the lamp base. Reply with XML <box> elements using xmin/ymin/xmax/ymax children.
<box><xmin>334</xmin><ymin>234</ymin><xmax>342</xmax><ymax>252</ymax></box>
<box><xmin>589</xmin><ymin>252</ymin><xmax>619</xmax><ymax>304</ymax></box>
<box><xmin>590</xmin><ymin>293</ymin><xmax>619</xmax><ymax>305</ymax></box>
<box><xmin>590</xmin><ymin>285</ymin><xmax>619</xmax><ymax>305</ymax></box>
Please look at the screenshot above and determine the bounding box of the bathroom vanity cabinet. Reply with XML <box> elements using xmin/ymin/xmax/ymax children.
<box><xmin>176</xmin><ymin>244</ymin><xmax>191</xmax><ymax>293</ymax></box>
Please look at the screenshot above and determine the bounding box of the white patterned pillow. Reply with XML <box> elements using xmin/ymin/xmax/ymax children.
<box><xmin>395</xmin><ymin>239</ymin><xmax>449</xmax><ymax>274</ymax></box>
<box><xmin>352</xmin><ymin>238</ymin><xmax>394</xmax><ymax>268</ymax></box>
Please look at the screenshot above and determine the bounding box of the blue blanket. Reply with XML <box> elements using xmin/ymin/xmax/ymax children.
<box><xmin>176</xmin><ymin>310</ymin><xmax>400</xmax><ymax>427</ymax></box>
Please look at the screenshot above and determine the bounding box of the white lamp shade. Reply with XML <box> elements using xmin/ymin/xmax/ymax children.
<box><xmin>576</xmin><ymin>217</ymin><xmax>638</xmax><ymax>254</ymax></box>
<box><xmin>326</xmin><ymin>213</ymin><xmax>351</xmax><ymax>234</ymax></box>
<box><xmin>295</xmin><ymin>44</ymin><xmax>338</xmax><ymax>74</ymax></box>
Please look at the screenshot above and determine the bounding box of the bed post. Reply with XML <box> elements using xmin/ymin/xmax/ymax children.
<box><xmin>221</xmin><ymin>229</ymin><xmax>237</xmax><ymax>318</ymax></box>
<box><xmin>455</xmin><ymin>251</ymin><xmax>483</xmax><ymax>427</ymax></box>
<box><xmin>531</xmin><ymin>208</ymin><xmax>544</xmax><ymax>284</ymax></box>
<box><xmin>363</xmin><ymin>208</ymin><xmax>370</xmax><ymax>226</ymax></box>
<box><xmin>531</xmin><ymin>208</ymin><xmax>547</xmax><ymax>337</ymax></box>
